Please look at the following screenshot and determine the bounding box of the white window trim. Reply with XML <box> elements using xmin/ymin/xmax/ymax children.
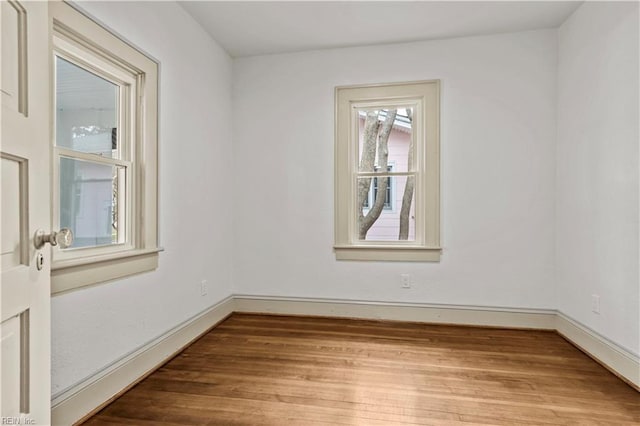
<box><xmin>49</xmin><ymin>2</ymin><xmax>159</xmax><ymax>293</ymax></box>
<box><xmin>334</xmin><ymin>80</ymin><xmax>441</xmax><ymax>262</ymax></box>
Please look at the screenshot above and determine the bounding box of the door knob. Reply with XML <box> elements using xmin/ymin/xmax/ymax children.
<box><xmin>34</xmin><ymin>228</ymin><xmax>74</xmax><ymax>249</ymax></box>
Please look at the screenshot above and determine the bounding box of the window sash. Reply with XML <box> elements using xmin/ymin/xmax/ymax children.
<box><xmin>53</xmin><ymin>46</ymin><xmax>135</xmax><ymax>160</ymax></box>
<box><xmin>52</xmin><ymin>31</ymin><xmax>138</xmax><ymax>261</ymax></box>
<box><xmin>352</xmin><ymin>102</ymin><xmax>419</xmax><ymax>174</ymax></box>
<box><xmin>54</xmin><ymin>152</ymin><xmax>134</xmax><ymax>260</ymax></box>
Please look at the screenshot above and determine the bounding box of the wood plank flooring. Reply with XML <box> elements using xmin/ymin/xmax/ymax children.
<box><xmin>83</xmin><ymin>314</ymin><xmax>640</xmax><ymax>425</ymax></box>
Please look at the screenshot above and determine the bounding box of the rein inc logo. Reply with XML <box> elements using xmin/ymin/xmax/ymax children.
<box><xmin>1</xmin><ymin>418</ymin><xmax>35</xmax><ymax>425</ymax></box>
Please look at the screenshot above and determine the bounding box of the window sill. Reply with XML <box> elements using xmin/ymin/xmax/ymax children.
<box><xmin>334</xmin><ymin>245</ymin><xmax>441</xmax><ymax>262</ymax></box>
<box><xmin>51</xmin><ymin>248</ymin><xmax>162</xmax><ymax>294</ymax></box>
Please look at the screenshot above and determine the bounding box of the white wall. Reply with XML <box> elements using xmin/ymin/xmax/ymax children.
<box><xmin>49</xmin><ymin>0</ymin><xmax>639</xmax><ymax>399</ymax></box>
<box><xmin>232</xmin><ymin>30</ymin><xmax>558</xmax><ymax>309</ymax></box>
<box><xmin>51</xmin><ymin>1</ymin><xmax>234</xmax><ymax>395</ymax></box>
<box><xmin>557</xmin><ymin>2</ymin><xmax>639</xmax><ymax>355</ymax></box>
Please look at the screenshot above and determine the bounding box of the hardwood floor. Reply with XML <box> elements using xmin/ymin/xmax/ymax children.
<box><xmin>83</xmin><ymin>314</ymin><xmax>639</xmax><ymax>425</ymax></box>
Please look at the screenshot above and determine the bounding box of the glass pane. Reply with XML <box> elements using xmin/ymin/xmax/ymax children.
<box><xmin>59</xmin><ymin>157</ymin><xmax>125</xmax><ymax>249</ymax></box>
<box><xmin>362</xmin><ymin>169</ymin><xmax>393</xmax><ymax>210</ymax></box>
<box><xmin>56</xmin><ymin>57</ymin><xmax>118</xmax><ymax>157</ymax></box>
<box><xmin>357</xmin><ymin>107</ymin><xmax>413</xmax><ymax>173</ymax></box>
<box><xmin>357</xmin><ymin>175</ymin><xmax>415</xmax><ymax>242</ymax></box>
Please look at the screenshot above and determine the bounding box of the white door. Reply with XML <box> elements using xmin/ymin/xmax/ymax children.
<box><xmin>1</xmin><ymin>1</ymin><xmax>51</xmax><ymax>424</ymax></box>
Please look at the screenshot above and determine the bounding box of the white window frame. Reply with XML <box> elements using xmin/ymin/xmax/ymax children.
<box><xmin>334</xmin><ymin>81</ymin><xmax>441</xmax><ymax>261</ymax></box>
<box><xmin>49</xmin><ymin>2</ymin><xmax>159</xmax><ymax>293</ymax></box>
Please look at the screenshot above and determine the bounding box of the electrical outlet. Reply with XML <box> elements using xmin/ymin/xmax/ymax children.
<box><xmin>591</xmin><ymin>294</ymin><xmax>600</xmax><ymax>314</ymax></box>
<box><xmin>200</xmin><ymin>280</ymin><xmax>208</xmax><ymax>296</ymax></box>
<box><xmin>400</xmin><ymin>274</ymin><xmax>411</xmax><ymax>289</ymax></box>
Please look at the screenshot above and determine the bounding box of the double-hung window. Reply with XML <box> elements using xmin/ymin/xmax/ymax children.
<box><xmin>334</xmin><ymin>81</ymin><xmax>441</xmax><ymax>261</ymax></box>
<box><xmin>50</xmin><ymin>2</ymin><xmax>159</xmax><ymax>293</ymax></box>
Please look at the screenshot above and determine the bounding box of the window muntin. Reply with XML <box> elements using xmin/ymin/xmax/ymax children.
<box><xmin>334</xmin><ymin>81</ymin><xmax>440</xmax><ymax>261</ymax></box>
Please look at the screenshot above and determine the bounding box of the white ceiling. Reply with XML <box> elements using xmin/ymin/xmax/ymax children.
<box><xmin>180</xmin><ymin>1</ymin><xmax>582</xmax><ymax>58</ymax></box>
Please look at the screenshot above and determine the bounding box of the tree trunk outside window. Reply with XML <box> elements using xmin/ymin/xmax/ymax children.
<box><xmin>358</xmin><ymin>109</ymin><xmax>396</xmax><ymax>239</ymax></box>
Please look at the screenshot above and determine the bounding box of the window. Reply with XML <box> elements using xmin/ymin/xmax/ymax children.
<box><xmin>334</xmin><ymin>81</ymin><xmax>441</xmax><ymax>261</ymax></box>
<box><xmin>363</xmin><ymin>165</ymin><xmax>393</xmax><ymax>210</ymax></box>
<box><xmin>50</xmin><ymin>2</ymin><xmax>159</xmax><ymax>293</ymax></box>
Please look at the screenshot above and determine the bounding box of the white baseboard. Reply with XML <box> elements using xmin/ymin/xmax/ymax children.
<box><xmin>555</xmin><ymin>311</ymin><xmax>640</xmax><ymax>389</ymax></box>
<box><xmin>233</xmin><ymin>295</ymin><xmax>557</xmax><ymax>329</ymax></box>
<box><xmin>51</xmin><ymin>296</ymin><xmax>235</xmax><ymax>426</ymax></box>
<box><xmin>50</xmin><ymin>295</ymin><xmax>638</xmax><ymax>425</ymax></box>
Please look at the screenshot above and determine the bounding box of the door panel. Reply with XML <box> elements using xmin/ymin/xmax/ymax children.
<box><xmin>1</xmin><ymin>311</ymin><xmax>28</xmax><ymax>417</ymax></box>
<box><xmin>1</xmin><ymin>1</ymin><xmax>51</xmax><ymax>424</ymax></box>
<box><xmin>1</xmin><ymin>315</ymin><xmax>21</xmax><ymax>416</ymax></box>
<box><xmin>1</xmin><ymin>155</ymin><xmax>27</xmax><ymax>271</ymax></box>
<box><xmin>1</xmin><ymin>0</ymin><xmax>27</xmax><ymax>115</ymax></box>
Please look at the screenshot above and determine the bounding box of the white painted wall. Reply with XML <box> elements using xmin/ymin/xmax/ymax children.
<box><xmin>232</xmin><ymin>30</ymin><xmax>558</xmax><ymax>309</ymax></box>
<box><xmin>556</xmin><ymin>2</ymin><xmax>639</xmax><ymax>355</ymax></box>
<box><xmin>51</xmin><ymin>1</ymin><xmax>234</xmax><ymax>395</ymax></box>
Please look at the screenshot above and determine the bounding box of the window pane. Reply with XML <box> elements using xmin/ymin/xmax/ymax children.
<box><xmin>59</xmin><ymin>157</ymin><xmax>125</xmax><ymax>249</ymax></box>
<box><xmin>357</xmin><ymin>175</ymin><xmax>415</xmax><ymax>242</ymax></box>
<box><xmin>362</xmin><ymin>167</ymin><xmax>393</xmax><ymax>210</ymax></box>
<box><xmin>56</xmin><ymin>57</ymin><xmax>118</xmax><ymax>157</ymax></box>
<box><xmin>357</xmin><ymin>108</ymin><xmax>413</xmax><ymax>172</ymax></box>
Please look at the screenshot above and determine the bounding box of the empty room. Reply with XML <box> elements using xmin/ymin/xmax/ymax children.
<box><xmin>1</xmin><ymin>0</ymin><xmax>639</xmax><ymax>424</ymax></box>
